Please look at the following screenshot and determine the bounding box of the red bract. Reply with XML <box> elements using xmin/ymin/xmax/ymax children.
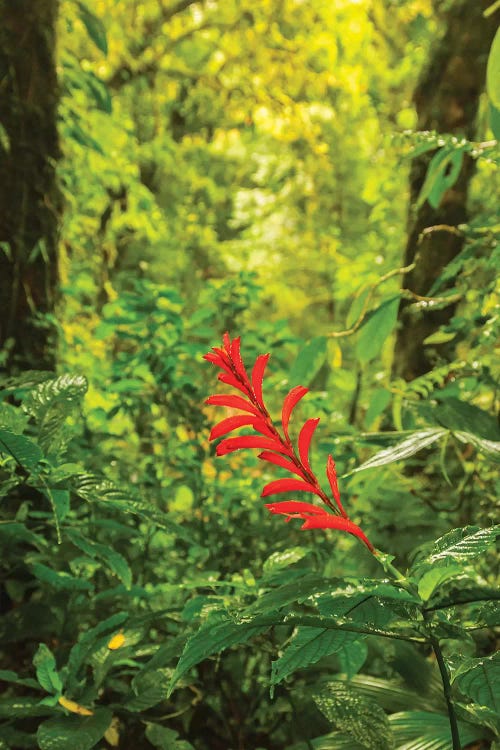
<box><xmin>204</xmin><ymin>333</ymin><xmax>374</xmax><ymax>553</ymax></box>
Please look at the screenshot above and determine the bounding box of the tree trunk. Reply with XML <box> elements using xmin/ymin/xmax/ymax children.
<box><xmin>392</xmin><ymin>0</ymin><xmax>496</xmax><ymax>381</ymax></box>
<box><xmin>0</xmin><ymin>0</ymin><xmax>62</xmax><ymax>372</ymax></box>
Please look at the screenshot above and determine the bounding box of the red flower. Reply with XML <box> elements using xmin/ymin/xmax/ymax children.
<box><xmin>204</xmin><ymin>333</ymin><xmax>374</xmax><ymax>553</ymax></box>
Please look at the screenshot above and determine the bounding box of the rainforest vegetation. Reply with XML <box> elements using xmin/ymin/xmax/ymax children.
<box><xmin>0</xmin><ymin>1</ymin><xmax>499</xmax><ymax>749</ymax></box>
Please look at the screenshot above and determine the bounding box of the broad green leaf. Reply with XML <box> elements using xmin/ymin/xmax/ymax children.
<box><xmin>271</xmin><ymin>627</ymin><xmax>357</xmax><ymax>687</ymax></box>
<box><xmin>390</xmin><ymin>710</ymin><xmax>486</xmax><ymax>749</ymax></box>
<box><xmin>75</xmin><ymin>2</ymin><xmax>108</xmax><ymax>55</ymax></box>
<box><xmin>454</xmin><ymin>654</ymin><xmax>500</xmax><ymax>716</ymax></box>
<box><xmin>423</xmin><ymin>329</ymin><xmax>457</xmax><ymax>345</ymax></box>
<box><xmin>0</xmin><ymin>698</ymin><xmax>56</xmax><ymax>718</ymax></box>
<box><xmin>67</xmin><ymin>529</ymin><xmax>132</xmax><ymax>588</ymax></box>
<box><xmin>335</xmin><ymin>674</ymin><xmax>444</xmax><ymax>713</ymax></box>
<box><xmin>349</xmin><ymin>429</ymin><xmax>446</xmax><ymax>474</ymax></box>
<box><xmin>37</xmin><ymin>708</ymin><xmax>112</xmax><ymax>750</ymax></box>
<box><xmin>434</xmin><ymin>397</ymin><xmax>500</xmax><ymax>440</ymax></box>
<box><xmin>487</xmin><ymin>28</ymin><xmax>500</xmax><ymax>108</ymax></box>
<box><xmin>33</xmin><ymin>644</ymin><xmax>63</xmax><ymax>696</ymax></box>
<box><xmin>346</xmin><ymin>287</ymin><xmax>371</xmax><ymax>328</ymax></box>
<box><xmin>455</xmin><ymin>431</ymin><xmax>500</xmax><ymax>462</ymax></box>
<box><xmin>23</xmin><ymin>374</ymin><xmax>88</xmax><ymax>417</ymax></box>
<box><xmin>73</xmin><ymin>474</ymin><xmax>194</xmax><ymax>543</ymax></box>
<box><xmin>127</xmin><ymin>669</ymin><xmax>172</xmax><ymax>712</ymax></box>
<box><xmin>338</xmin><ymin>640</ymin><xmax>368</xmax><ymax>679</ymax></box>
<box><xmin>424</xmin><ymin>525</ymin><xmax>500</xmax><ymax>564</ymax></box>
<box><xmin>244</xmin><ymin>575</ymin><xmax>329</xmax><ymax>615</ymax></box>
<box><xmin>427</xmin><ymin>150</ymin><xmax>463</xmax><ymax>208</ymax></box>
<box><xmin>314</xmin><ymin>682</ymin><xmax>394</xmax><ymax>750</ymax></box>
<box><xmin>356</xmin><ymin>297</ymin><xmax>400</xmax><ymax>365</ymax></box>
<box><xmin>0</xmin><ymin>669</ymin><xmax>40</xmax><ymax>690</ymax></box>
<box><xmin>490</xmin><ymin>102</ymin><xmax>500</xmax><ymax>140</ymax></box>
<box><xmin>168</xmin><ymin>615</ymin><xmax>270</xmax><ymax>695</ymax></box>
<box><xmin>262</xmin><ymin>546</ymin><xmax>310</xmax><ymax>574</ymax></box>
<box><xmin>417</xmin><ymin>146</ymin><xmax>465</xmax><ymax>209</ymax></box>
<box><xmin>417</xmin><ymin>565</ymin><xmax>463</xmax><ymax>600</ymax></box>
<box><xmin>289</xmin><ymin>336</ymin><xmax>327</xmax><ymax>387</ymax></box>
<box><xmin>66</xmin><ymin>612</ymin><xmax>128</xmax><ymax>684</ymax></box>
<box><xmin>0</xmin><ymin>429</ymin><xmax>43</xmax><ymax>471</ymax></box>
<box><xmin>145</xmin><ymin>724</ymin><xmax>195</xmax><ymax>750</ymax></box>
<box><xmin>31</xmin><ymin>563</ymin><xmax>93</xmax><ymax>592</ymax></box>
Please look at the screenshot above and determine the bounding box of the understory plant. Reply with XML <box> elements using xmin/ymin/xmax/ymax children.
<box><xmin>168</xmin><ymin>333</ymin><xmax>500</xmax><ymax>750</ymax></box>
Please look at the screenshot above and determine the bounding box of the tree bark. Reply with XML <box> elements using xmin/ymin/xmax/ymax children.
<box><xmin>0</xmin><ymin>0</ymin><xmax>62</xmax><ymax>372</ymax></box>
<box><xmin>392</xmin><ymin>0</ymin><xmax>496</xmax><ymax>381</ymax></box>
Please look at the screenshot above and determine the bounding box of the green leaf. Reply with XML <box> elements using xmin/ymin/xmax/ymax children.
<box><xmin>168</xmin><ymin>615</ymin><xmax>270</xmax><ymax>695</ymax></box>
<box><xmin>289</xmin><ymin>336</ymin><xmax>327</xmax><ymax>387</ymax></box>
<box><xmin>454</xmin><ymin>431</ymin><xmax>500</xmax><ymax>462</ymax></box>
<box><xmin>423</xmin><ymin>525</ymin><xmax>500</xmax><ymax>564</ymax></box>
<box><xmin>489</xmin><ymin>102</ymin><xmax>500</xmax><ymax>140</ymax></box>
<box><xmin>0</xmin><ymin>429</ymin><xmax>43</xmax><ymax>471</ymax></box>
<box><xmin>271</xmin><ymin>627</ymin><xmax>357</xmax><ymax>687</ymax></box>
<box><xmin>314</xmin><ymin>682</ymin><xmax>394</xmax><ymax>750</ymax></box>
<box><xmin>338</xmin><ymin>640</ymin><xmax>368</xmax><ymax>679</ymax></box>
<box><xmin>0</xmin><ymin>669</ymin><xmax>40</xmax><ymax>690</ymax></box>
<box><xmin>76</xmin><ymin>2</ymin><xmax>108</xmax><ymax>55</ymax></box>
<box><xmin>487</xmin><ymin>27</ymin><xmax>500</xmax><ymax>108</ymax></box>
<box><xmin>417</xmin><ymin>146</ymin><xmax>465</xmax><ymax>209</ymax></box>
<box><xmin>31</xmin><ymin>563</ymin><xmax>93</xmax><ymax>592</ymax></box>
<box><xmin>244</xmin><ymin>575</ymin><xmax>329</xmax><ymax>615</ymax></box>
<box><xmin>335</xmin><ymin>674</ymin><xmax>444</xmax><ymax>713</ymax></box>
<box><xmin>390</xmin><ymin>710</ymin><xmax>486</xmax><ymax>749</ymax></box>
<box><xmin>417</xmin><ymin>565</ymin><xmax>463</xmax><ymax>600</ymax></box>
<box><xmin>349</xmin><ymin>429</ymin><xmax>446</xmax><ymax>474</ymax></box>
<box><xmin>66</xmin><ymin>612</ymin><xmax>128</xmax><ymax>685</ymax></box>
<box><xmin>33</xmin><ymin>644</ymin><xmax>63</xmax><ymax>695</ymax></box>
<box><xmin>356</xmin><ymin>297</ymin><xmax>400</xmax><ymax>365</ymax></box>
<box><xmin>127</xmin><ymin>668</ymin><xmax>172</xmax><ymax>712</ymax></box>
<box><xmin>37</xmin><ymin>708</ymin><xmax>112</xmax><ymax>750</ymax></box>
<box><xmin>434</xmin><ymin>397</ymin><xmax>500</xmax><ymax>441</ymax></box>
<box><xmin>145</xmin><ymin>724</ymin><xmax>195</xmax><ymax>750</ymax></box>
<box><xmin>454</xmin><ymin>654</ymin><xmax>500</xmax><ymax>716</ymax></box>
<box><xmin>346</xmin><ymin>287</ymin><xmax>371</xmax><ymax>328</ymax></box>
<box><xmin>428</xmin><ymin>150</ymin><xmax>463</xmax><ymax>208</ymax></box>
<box><xmin>0</xmin><ymin>698</ymin><xmax>57</xmax><ymax>718</ymax></box>
<box><xmin>66</xmin><ymin>530</ymin><xmax>132</xmax><ymax>588</ymax></box>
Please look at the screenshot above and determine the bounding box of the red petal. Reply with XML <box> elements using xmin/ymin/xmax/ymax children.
<box><xmin>252</xmin><ymin>354</ymin><xmax>269</xmax><ymax>409</ymax></box>
<box><xmin>206</xmin><ymin>394</ymin><xmax>261</xmax><ymax>416</ymax></box>
<box><xmin>300</xmin><ymin>515</ymin><xmax>374</xmax><ymax>552</ymax></box>
<box><xmin>230</xmin><ymin>337</ymin><xmax>250</xmax><ymax>383</ymax></box>
<box><xmin>298</xmin><ymin>418</ymin><xmax>319</xmax><ymax>474</ymax></box>
<box><xmin>282</xmin><ymin>385</ymin><xmax>308</xmax><ymax>441</ymax></box>
<box><xmin>261</xmin><ymin>478</ymin><xmax>322</xmax><ymax>498</ymax></box>
<box><xmin>222</xmin><ymin>332</ymin><xmax>232</xmax><ymax>354</ymax></box>
<box><xmin>209</xmin><ymin>415</ymin><xmax>258</xmax><ymax>441</ymax></box>
<box><xmin>204</xmin><ymin>352</ymin><xmax>222</xmax><ymax>365</ymax></box>
<box><xmin>218</xmin><ymin>371</ymin><xmax>247</xmax><ymax>394</ymax></box>
<box><xmin>216</xmin><ymin>436</ymin><xmax>288</xmax><ymax>456</ymax></box>
<box><xmin>253</xmin><ymin>420</ymin><xmax>277</xmax><ymax>439</ymax></box>
<box><xmin>327</xmin><ymin>454</ymin><xmax>347</xmax><ymax>517</ymax></box>
<box><xmin>265</xmin><ymin>500</ymin><xmax>327</xmax><ymax>515</ymax></box>
<box><xmin>258</xmin><ymin>451</ymin><xmax>306</xmax><ymax>478</ymax></box>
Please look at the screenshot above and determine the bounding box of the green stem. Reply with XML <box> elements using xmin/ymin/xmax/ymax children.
<box><xmin>374</xmin><ymin>550</ymin><xmax>461</xmax><ymax>748</ymax></box>
<box><xmin>428</xmin><ymin>627</ymin><xmax>462</xmax><ymax>750</ymax></box>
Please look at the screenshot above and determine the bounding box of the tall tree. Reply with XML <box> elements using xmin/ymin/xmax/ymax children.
<box><xmin>0</xmin><ymin>0</ymin><xmax>62</xmax><ymax>372</ymax></box>
<box><xmin>393</xmin><ymin>0</ymin><xmax>496</xmax><ymax>381</ymax></box>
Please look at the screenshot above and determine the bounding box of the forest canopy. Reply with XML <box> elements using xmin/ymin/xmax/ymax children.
<box><xmin>0</xmin><ymin>1</ymin><xmax>499</xmax><ymax>749</ymax></box>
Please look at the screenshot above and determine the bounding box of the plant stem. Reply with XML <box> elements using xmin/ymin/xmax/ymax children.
<box><xmin>424</xmin><ymin>613</ymin><xmax>461</xmax><ymax>750</ymax></box>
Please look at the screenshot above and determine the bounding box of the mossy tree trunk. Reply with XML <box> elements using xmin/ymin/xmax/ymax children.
<box><xmin>0</xmin><ymin>0</ymin><xmax>62</xmax><ymax>372</ymax></box>
<box><xmin>392</xmin><ymin>0</ymin><xmax>496</xmax><ymax>381</ymax></box>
